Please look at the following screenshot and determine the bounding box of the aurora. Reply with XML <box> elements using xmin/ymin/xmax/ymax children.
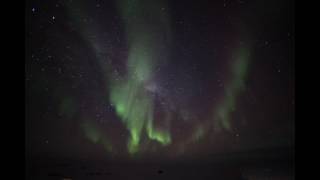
<box><xmin>53</xmin><ymin>0</ymin><xmax>288</xmax><ymax>157</ymax></box>
<box><xmin>26</xmin><ymin>0</ymin><xmax>295</xmax><ymax>178</ymax></box>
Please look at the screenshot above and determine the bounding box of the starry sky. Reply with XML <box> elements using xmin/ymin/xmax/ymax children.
<box><xmin>26</xmin><ymin>0</ymin><xmax>294</xmax><ymax>161</ymax></box>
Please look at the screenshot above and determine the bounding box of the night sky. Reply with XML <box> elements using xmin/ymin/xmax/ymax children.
<box><xmin>26</xmin><ymin>0</ymin><xmax>294</xmax><ymax>163</ymax></box>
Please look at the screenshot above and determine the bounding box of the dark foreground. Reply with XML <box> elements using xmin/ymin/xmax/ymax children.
<box><xmin>26</xmin><ymin>148</ymin><xmax>294</xmax><ymax>180</ymax></box>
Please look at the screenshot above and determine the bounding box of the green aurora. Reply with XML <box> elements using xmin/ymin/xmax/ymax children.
<box><xmin>110</xmin><ymin>0</ymin><xmax>172</xmax><ymax>154</ymax></box>
<box><xmin>214</xmin><ymin>46</ymin><xmax>250</xmax><ymax>132</ymax></box>
<box><xmin>64</xmin><ymin>0</ymin><xmax>251</xmax><ymax>155</ymax></box>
